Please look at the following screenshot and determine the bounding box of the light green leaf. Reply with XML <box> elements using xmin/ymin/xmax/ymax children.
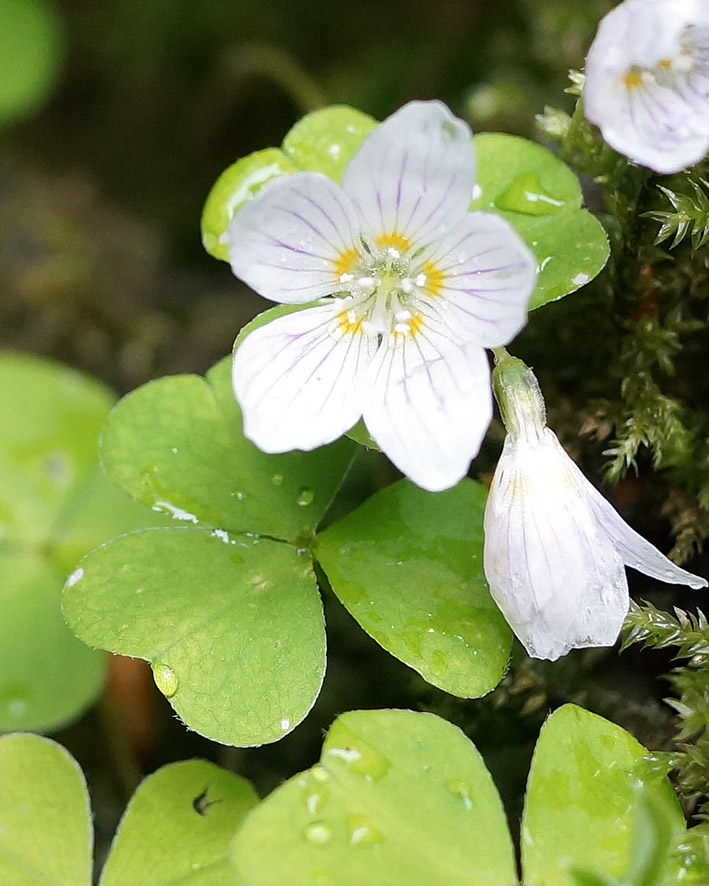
<box><xmin>101</xmin><ymin>359</ymin><xmax>355</xmax><ymax>545</ymax></box>
<box><xmin>62</xmin><ymin>527</ymin><xmax>325</xmax><ymax>746</ymax></box>
<box><xmin>0</xmin><ymin>352</ymin><xmax>114</xmax><ymax>545</ymax></box>
<box><xmin>315</xmin><ymin>480</ymin><xmax>512</xmax><ymax>697</ymax></box>
<box><xmin>0</xmin><ymin>733</ymin><xmax>92</xmax><ymax>885</ymax></box>
<box><xmin>0</xmin><ymin>0</ymin><xmax>65</xmax><ymax>127</ymax></box>
<box><xmin>522</xmin><ymin>704</ymin><xmax>685</xmax><ymax>886</ymax></box>
<box><xmin>281</xmin><ymin>105</ymin><xmax>377</xmax><ymax>181</ymax></box>
<box><xmin>201</xmin><ymin>148</ymin><xmax>297</xmax><ymax>261</ymax></box>
<box><xmin>0</xmin><ymin>546</ymin><xmax>104</xmax><ymax>732</ymax></box>
<box><xmin>0</xmin><ymin>352</ymin><xmax>165</xmax><ymax>734</ymax></box>
<box><xmin>99</xmin><ymin>760</ymin><xmax>258</xmax><ymax>886</ymax></box>
<box><xmin>201</xmin><ymin>106</ymin><xmax>375</xmax><ymax>263</ymax></box>
<box><xmin>231</xmin><ymin>709</ymin><xmax>516</xmax><ymax>886</ymax></box>
<box><xmin>470</xmin><ymin>133</ymin><xmax>609</xmax><ymax>309</ymax></box>
<box><xmin>48</xmin><ymin>464</ymin><xmax>172</xmax><ymax>575</ymax></box>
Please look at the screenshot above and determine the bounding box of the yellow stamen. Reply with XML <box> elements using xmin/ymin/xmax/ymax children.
<box><xmin>658</xmin><ymin>58</ymin><xmax>673</xmax><ymax>70</ymax></box>
<box><xmin>337</xmin><ymin>310</ymin><xmax>363</xmax><ymax>335</ymax></box>
<box><xmin>376</xmin><ymin>232</ymin><xmax>411</xmax><ymax>252</ymax></box>
<box><xmin>394</xmin><ymin>312</ymin><xmax>425</xmax><ymax>339</ymax></box>
<box><xmin>333</xmin><ymin>248</ymin><xmax>358</xmax><ymax>278</ymax></box>
<box><xmin>422</xmin><ymin>261</ymin><xmax>444</xmax><ymax>297</ymax></box>
<box><xmin>623</xmin><ymin>70</ymin><xmax>644</xmax><ymax>90</ymax></box>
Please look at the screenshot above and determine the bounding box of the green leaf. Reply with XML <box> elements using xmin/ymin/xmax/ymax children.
<box><xmin>101</xmin><ymin>358</ymin><xmax>355</xmax><ymax>545</ymax></box>
<box><xmin>0</xmin><ymin>0</ymin><xmax>65</xmax><ymax>128</ymax></box>
<box><xmin>0</xmin><ymin>546</ymin><xmax>104</xmax><ymax>732</ymax></box>
<box><xmin>201</xmin><ymin>148</ymin><xmax>297</xmax><ymax>261</ymax></box>
<box><xmin>0</xmin><ymin>352</ymin><xmax>114</xmax><ymax>545</ymax></box>
<box><xmin>201</xmin><ymin>106</ymin><xmax>375</xmax><ymax>263</ymax></box>
<box><xmin>521</xmin><ymin>704</ymin><xmax>685</xmax><ymax>886</ymax></box>
<box><xmin>315</xmin><ymin>480</ymin><xmax>512</xmax><ymax>697</ymax></box>
<box><xmin>470</xmin><ymin>133</ymin><xmax>609</xmax><ymax>310</ymax></box>
<box><xmin>62</xmin><ymin>527</ymin><xmax>326</xmax><ymax>746</ymax></box>
<box><xmin>0</xmin><ymin>352</ymin><xmax>165</xmax><ymax>734</ymax></box>
<box><xmin>281</xmin><ymin>105</ymin><xmax>377</xmax><ymax>181</ymax></box>
<box><xmin>0</xmin><ymin>733</ymin><xmax>92</xmax><ymax>885</ymax></box>
<box><xmin>231</xmin><ymin>709</ymin><xmax>516</xmax><ymax>886</ymax></box>
<box><xmin>48</xmin><ymin>464</ymin><xmax>172</xmax><ymax>575</ymax></box>
<box><xmin>99</xmin><ymin>760</ymin><xmax>258</xmax><ymax>886</ymax></box>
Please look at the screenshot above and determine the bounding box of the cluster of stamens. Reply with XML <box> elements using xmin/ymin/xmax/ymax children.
<box><xmin>331</xmin><ymin>239</ymin><xmax>433</xmax><ymax>341</ymax></box>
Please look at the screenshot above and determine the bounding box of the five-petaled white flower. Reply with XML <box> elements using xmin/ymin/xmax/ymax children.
<box><xmin>228</xmin><ymin>101</ymin><xmax>536</xmax><ymax>492</ymax></box>
<box><xmin>584</xmin><ymin>0</ymin><xmax>709</xmax><ymax>174</ymax></box>
<box><xmin>483</xmin><ymin>356</ymin><xmax>707</xmax><ymax>661</ymax></box>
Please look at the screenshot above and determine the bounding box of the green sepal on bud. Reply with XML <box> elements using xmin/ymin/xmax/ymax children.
<box><xmin>491</xmin><ymin>351</ymin><xmax>546</xmax><ymax>443</ymax></box>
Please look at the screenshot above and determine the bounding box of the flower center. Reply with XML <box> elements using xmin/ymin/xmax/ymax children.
<box><xmin>332</xmin><ymin>236</ymin><xmax>440</xmax><ymax>341</ymax></box>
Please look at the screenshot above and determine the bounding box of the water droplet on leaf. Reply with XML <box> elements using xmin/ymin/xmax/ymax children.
<box><xmin>445</xmin><ymin>779</ymin><xmax>474</xmax><ymax>811</ymax></box>
<box><xmin>346</xmin><ymin>815</ymin><xmax>383</xmax><ymax>846</ymax></box>
<box><xmin>494</xmin><ymin>173</ymin><xmax>566</xmax><ymax>216</ymax></box>
<box><xmin>304</xmin><ymin>822</ymin><xmax>332</xmax><ymax>846</ymax></box>
<box><xmin>152</xmin><ymin>662</ymin><xmax>179</xmax><ymax>698</ymax></box>
<box><xmin>297</xmin><ymin>488</ymin><xmax>315</xmax><ymax>507</ymax></box>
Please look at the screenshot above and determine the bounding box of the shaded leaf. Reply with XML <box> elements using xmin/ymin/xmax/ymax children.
<box><xmin>315</xmin><ymin>480</ymin><xmax>512</xmax><ymax>697</ymax></box>
<box><xmin>101</xmin><ymin>358</ymin><xmax>355</xmax><ymax>545</ymax></box>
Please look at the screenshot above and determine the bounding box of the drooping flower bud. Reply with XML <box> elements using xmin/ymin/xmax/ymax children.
<box><xmin>483</xmin><ymin>354</ymin><xmax>706</xmax><ymax>661</ymax></box>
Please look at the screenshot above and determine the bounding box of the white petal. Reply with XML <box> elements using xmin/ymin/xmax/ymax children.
<box><xmin>584</xmin><ymin>0</ymin><xmax>709</xmax><ymax>173</ymax></box>
<box><xmin>483</xmin><ymin>430</ymin><xmax>629</xmax><ymax>661</ymax></box>
<box><xmin>415</xmin><ymin>211</ymin><xmax>536</xmax><ymax>348</ymax></box>
<box><xmin>341</xmin><ymin>101</ymin><xmax>476</xmax><ymax>250</ymax></box>
<box><xmin>232</xmin><ymin>303</ymin><xmax>377</xmax><ymax>452</ymax></box>
<box><xmin>227</xmin><ymin>173</ymin><xmax>362</xmax><ymax>304</ymax></box>
<box><xmin>361</xmin><ymin>320</ymin><xmax>492</xmax><ymax>492</ymax></box>
<box><xmin>585</xmin><ymin>481</ymin><xmax>708</xmax><ymax>589</ymax></box>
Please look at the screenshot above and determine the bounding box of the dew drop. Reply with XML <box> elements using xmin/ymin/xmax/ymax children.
<box><xmin>494</xmin><ymin>172</ymin><xmax>566</xmax><ymax>216</ymax></box>
<box><xmin>311</xmin><ymin>764</ymin><xmax>330</xmax><ymax>783</ymax></box>
<box><xmin>297</xmin><ymin>488</ymin><xmax>315</xmax><ymax>507</ymax></box>
<box><xmin>346</xmin><ymin>815</ymin><xmax>383</xmax><ymax>846</ymax></box>
<box><xmin>271</xmin><ymin>473</ymin><xmax>284</xmax><ymax>486</ymax></box>
<box><xmin>1</xmin><ymin>685</ymin><xmax>30</xmax><ymax>719</ymax></box>
<box><xmin>152</xmin><ymin>663</ymin><xmax>179</xmax><ymax>698</ymax></box>
<box><xmin>445</xmin><ymin>778</ymin><xmax>474</xmax><ymax>811</ymax></box>
<box><xmin>234</xmin><ymin>490</ymin><xmax>245</xmax><ymax>501</ymax></box>
<box><xmin>304</xmin><ymin>822</ymin><xmax>332</xmax><ymax>846</ymax></box>
<box><xmin>66</xmin><ymin>567</ymin><xmax>84</xmax><ymax>587</ymax></box>
<box><xmin>302</xmin><ymin>784</ymin><xmax>329</xmax><ymax>816</ymax></box>
<box><xmin>325</xmin><ymin>735</ymin><xmax>390</xmax><ymax>782</ymax></box>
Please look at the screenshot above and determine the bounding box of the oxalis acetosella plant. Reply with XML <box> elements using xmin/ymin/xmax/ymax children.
<box><xmin>4</xmin><ymin>1</ymin><xmax>703</xmax><ymax>884</ymax></box>
<box><xmin>222</xmin><ymin>98</ymin><xmax>706</xmax><ymax>660</ymax></box>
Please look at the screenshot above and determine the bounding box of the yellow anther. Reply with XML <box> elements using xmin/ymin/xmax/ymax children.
<box><xmin>421</xmin><ymin>261</ymin><xmax>444</xmax><ymax>296</ymax></box>
<box><xmin>333</xmin><ymin>248</ymin><xmax>359</xmax><ymax>278</ymax></box>
<box><xmin>337</xmin><ymin>310</ymin><xmax>363</xmax><ymax>335</ymax></box>
<box><xmin>375</xmin><ymin>232</ymin><xmax>411</xmax><ymax>252</ymax></box>
<box><xmin>622</xmin><ymin>69</ymin><xmax>644</xmax><ymax>90</ymax></box>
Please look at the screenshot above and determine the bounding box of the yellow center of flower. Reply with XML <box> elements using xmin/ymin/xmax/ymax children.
<box><xmin>375</xmin><ymin>232</ymin><xmax>412</xmax><ymax>252</ymax></box>
<box><xmin>333</xmin><ymin>248</ymin><xmax>359</xmax><ymax>278</ymax></box>
<box><xmin>622</xmin><ymin>69</ymin><xmax>644</xmax><ymax>90</ymax></box>
<box><xmin>329</xmin><ymin>230</ymin><xmax>445</xmax><ymax>342</ymax></box>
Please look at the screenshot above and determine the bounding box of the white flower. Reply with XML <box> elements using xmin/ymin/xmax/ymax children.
<box><xmin>483</xmin><ymin>357</ymin><xmax>707</xmax><ymax>661</ymax></box>
<box><xmin>584</xmin><ymin>0</ymin><xmax>709</xmax><ymax>174</ymax></box>
<box><xmin>227</xmin><ymin>101</ymin><xmax>536</xmax><ymax>492</ymax></box>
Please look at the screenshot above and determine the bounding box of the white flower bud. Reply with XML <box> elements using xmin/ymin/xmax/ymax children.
<box><xmin>484</xmin><ymin>356</ymin><xmax>707</xmax><ymax>661</ymax></box>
